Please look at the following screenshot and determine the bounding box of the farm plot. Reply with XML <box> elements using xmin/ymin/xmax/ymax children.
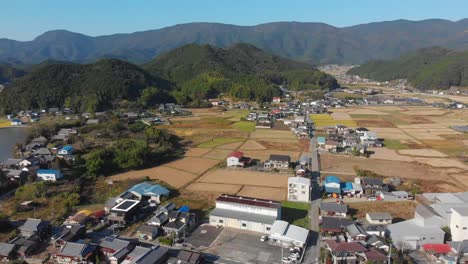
<box><xmin>165</xmin><ymin>157</ymin><xmax>220</xmax><ymax>175</ymax></box>
<box><xmin>239</xmin><ymin>140</ymin><xmax>267</xmax><ymax>150</ymax></box>
<box><xmin>237</xmin><ymin>186</ymin><xmax>287</xmax><ymax>201</ymax></box>
<box><xmin>250</xmin><ymin>129</ymin><xmax>296</xmax><ymax>139</ymax></box>
<box><xmin>216</xmin><ymin>141</ymin><xmax>245</xmax><ymax>150</ymax></box>
<box><xmin>185</xmin><ymin>183</ymin><xmax>242</xmax><ymax>194</ymax></box>
<box><xmin>310</xmin><ymin>114</ymin><xmax>357</xmax><ymax>127</ymax></box>
<box><xmin>398</xmin><ymin>149</ymin><xmax>448</xmax><ymax>158</ymax></box>
<box><xmin>237</xmin><ymin>150</ymin><xmax>301</xmax><ymax>161</ymax></box>
<box><xmin>203</xmin><ymin>149</ymin><xmax>233</xmax><ymax>160</ymax></box>
<box><xmin>198</xmin><ymin>138</ymin><xmax>245</xmax><ymax>148</ymax></box>
<box><xmin>413</xmin><ymin>157</ymin><xmax>468</xmax><ymax>170</ymax></box>
<box><xmin>331</xmin><ymin>112</ymin><xmax>352</xmax><ymax>120</ymax></box>
<box><xmin>349</xmin><ymin>201</ymin><xmax>416</xmax><ymax>220</ymax></box>
<box><xmin>185</xmin><ymin>148</ymin><xmax>213</xmax><ymax>157</ymax></box>
<box><xmin>110</xmin><ymin>166</ymin><xmax>198</xmax><ymax>189</ymax></box>
<box><xmin>347</xmin><ymin>109</ymin><xmax>389</xmax><ymax>115</ymax></box>
<box><xmin>255</xmin><ymin>139</ymin><xmax>303</xmax><ymax>152</ymax></box>
<box><xmin>368</xmin><ymin>148</ymin><xmax>414</xmax><ymax>162</ymax></box>
<box><xmin>197</xmin><ymin>169</ymin><xmax>290</xmax><ymax>188</ymax></box>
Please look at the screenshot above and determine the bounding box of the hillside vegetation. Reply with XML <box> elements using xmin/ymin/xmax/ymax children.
<box><xmin>0</xmin><ymin>44</ymin><xmax>338</xmax><ymax>113</ymax></box>
<box><xmin>347</xmin><ymin>47</ymin><xmax>468</xmax><ymax>90</ymax></box>
<box><xmin>1</xmin><ymin>19</ymin><xmax>467</xmax><ymax>65</ymax></box>
<box><xmin>0</xmin><ymin>64</ymin><xmax>26</xmax><ymax>84</ymax></box>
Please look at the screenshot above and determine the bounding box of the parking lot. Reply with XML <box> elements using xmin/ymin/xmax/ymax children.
<box><xmin>204</xmin><ymin>228</ymin><xmax>285</xmax><ymax>264</ymax></box>
<box><xmin>184</xmin><ymin>224</ymin><xmax>223</xmax><ymax>248</ymax></box>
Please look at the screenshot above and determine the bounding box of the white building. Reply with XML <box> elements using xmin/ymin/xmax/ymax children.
<box><xmin>450</xmin><ymin>207</ymin><xmax>468</xmax><ymax>242</ymax></box>
<box><xmin>36</xmin><ymin>169</ymin><xmax>63</xmax><ymax>182</ymax></box>
<box><xmin>209</xmin><ymin>194</ymin><xmax>281</xmax><ymax>233</ymax></box>
<box><xmin>288</xmin><ymin>177</ymin><xmax>310</xmax><ymax>202</ymax></box>
<box><xmin>269</xmin><ymin>220</ymin><xmax>309</xmax><ymax>248</ymax></box>
<box><xmin>226</xmin><ymin>151</ymin><xmax>250</xmax><ymax>168</ymax></box>
<box><xmin>366</xmin><ymin>213</ymin><xmax>393</xmax><ymax>225</ymax></box>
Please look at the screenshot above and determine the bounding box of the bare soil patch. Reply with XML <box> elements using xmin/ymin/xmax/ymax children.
<box><xmin>237</xmin><ymin>186</ymin><xmax>287</xmax><ymax>201</ymax></box>
<box><xmin>165</xmin><ymin>157</ymin><xmax>220</xmax><ymax>175</ymax></box>
<box><xmin>320</xmin><ymin>154</ymin><xmax>459</xmax><ymax>181</ymax></box>
<box><xmin>398</xmin><ymin>149</ymin><xmax>448</xmax><ymax>158</ymax></box>
<box><xmin>413</xmin><ymin>157</ymin><xmax>468</xmax><ymax>170</ymax></box>
<box><xmin>348</xmin><ymin>109</ymin><xmax>388</xmax><ymax>115</ymax></box>
<box><xmin>256</xmin><ymin>139</ymin><xmax>302</xmax><ymax>151</ymax></box>
<box><xmin>356</xmin><ymin>119</ymin><xmax>396</xmax><ymax>128</ymax></box>
<box><xmin>197</xmin><ymin>169</ymin><xmax>290</xmax><ymax>188</ymax></box>
<box><xmin>185</xmin><ymin>148</ymin><xmax>213</xmax><ymax>157</ymax></box>
<box><xmin>402</xmin><ymin>109</ymin><xmax>448</xmax><ymax>116</ymax></box>
<box><xmin>331</xmin><ymin>113</ymin><xmax>352</xmax><ymax>120</ymax></box>
<box><xmin>185</xmin><ymin>182</ymin><xmax>242</xmax><ymax>194</ymax></box>
<box><xmin>110</xmin><ymin>166</ymin><xmax>198</xmax><ymax>189</ymax></box>
<box><xmin>368</xmin><ymin>148</ymin><xmax>414</xmax><ymax>162</ymax></box>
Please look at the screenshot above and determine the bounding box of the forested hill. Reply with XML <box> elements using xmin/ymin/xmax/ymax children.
<box><xmin>1</xmin><ymin>19</ymin><xmax>467</xmax><ymax>65</ymax></box>
<box><xmin>143</xmin><ymin>43</ymin><xmax>339</xmax><ymax>106</ymax></box>
<box><xmin>347</xmin><ymin>47</ymin><xmax>468</xmax><ymax>90</ymax></box>
<box><xmin>0</xmin><ymin>64</ymin><xmax>26</xmax><ymax>84</ymax></box>
<box><xmin>0</xmin><ymin>59</ymin><xmax>172</xmax><ymax>113</ymax></box>
<box><xmin>0</xmin><ymin>43</ymin><xmax>338</xmax><ymax>113</ymax></box>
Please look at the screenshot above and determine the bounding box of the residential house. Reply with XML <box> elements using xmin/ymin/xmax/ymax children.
<box><xmin>319</xmin><ymin>202</ymin><xmax>348</xmax><ymax>217</ymax></box>
<box><xmin>51</xmin><ymin>224</ymin><xmax>86</xmax><ymax>248</ymax></box>
<box><xmin>324</xmin><ymin>139</ymin><xmax>339</xmax><ymax>152</ymax></box>
<box><xmin>269</xmin><ymin>220</ymin><xmax>309</xmax><ymax>248</ymax></box>
<box><xmin>367</xmin><ymin>235</ymin><xmax>390</xmax><ymax>252</ymax></box>
<box><xmin>324</xmin><ymin>240</ymin><xmax>367</xmax><ymax>264</ymax></box>
<box><xmin>321</xmin><ymin>217</ymin><xmax>354</xmax><ymax>234</ymax></box>
<box><xmin>287</xmin><ymin>177</ymin><xmax>310</xmax><ymax>202</ymax></box>
<box><xmin>3</xmin><ymin>169</ymin><xmax>28</xmax><ymax>183</ymax></box>
<box><xmin>0</xmin><ymin>243</ymin><xmax>16</xmax><ymax>261</ymax></box>
<box><xmin>272</xmin><ymin>97</ymin><xmax>281</xmax><ymax>103</ymax></box>
<box><xmin>34</xmin><ymin>147</ymin><xmax>52</xmax><ymax>156</ymax></box>
<box><xmin>4</xmin><ymin>158</ymin><xmax>23</xmax><ymax>168</ymax></box>
<box><xmin>37</xmin><ymin>169</ymin><xmax>63</xmax><ymax>181</ymax></box>
<box><xmin>366</xmin><ymin>213</ymin><xmax>393</xmax><ymax>225</ymax></box>
<box><xmin>450</xmin><ymin>207</ymin><xmax>468</xmax><ymax>241</ymax></box>
<box><xmin>363</xmin><ymin>177</ymin><xmax>388</xmax><ymax>194</ymax></box>
<box><xmin>31</xmin><ymin>136</ymin><xmax>48</xmax><ymax>146</ymax></box>
<box><xmin>387</xmin><ymin>204</ymin><xmax>445</xmax><ymax>250</ymax></box>
<box><xmin>147</xmin><ymin>211</ymin><xmax>169</xmax><ymax>227</ymax></box>
<box><xmin>136</xmin><ymin>225</ymin><xmax>159</xmax><ymax>241</ymax></box>
<box><xmin>365</xmin><ymin>225</ymin><xmax>387</xmax><ymax>237</ymax></box>
<box><xmin>10</xmin><ymin>236</ymin><xmax>41</xmax><ymax>258</ymax></box>
<box><xmin>121</xmin><ymin>246</ymin><xmax>168</xmax><ymax>264</ymax></box>
<box><xmin>226</xmin><ymin>151</ymin><xmax>251</xmax><ymax>168</ymax></box>
<box><xmin>363</xmin><ymin>248</ymin><xmax>388</xmax><ymax>263</ymax></box>
<box><xmin>98</xmin><ymin>237</ymin><xmax>137</xmax><ymax>260</ymax></box>
<box><xmin>209</xmin><ymin>194</ymin><xmax>281</xmax><ymax>233</ymax></box>
<box><xmin>18</xmin><ymin>218</ymin><xmax>49</xmax><ymax>239</ymax></box>
<box><xmin>54</xmin><ymin>242</ymin><xmax>96</xmax><ymax>264</ymax></box>
<box><xmin>324</xmin><ymin>176</ymin><xmax>341</xmax><ymax>194</ymax></box>
<box><xmin>317</xmin><ymin>136</ymin><xmax>326</xmax><ymax>148</ymax></box>
<box><xmin>108</xmin><ymin>200</ymin><xmax>141</xmax><ymax>226</ymax></box>
<box><xmin>66</xmin><ymin>210</ymin><xmax>92</xmax><ymax>225</ymax></box>
<box><xmin>118</xmin><ymin>182</ymin><xmax>170</xmax><ymax>205</ymax></box>
<box><xmin>58</xmin><ymin>145</ymin><xmax>74</xmax><ymax>156</ymax></box>
<box><xmin>168</xmin><ymin>250</ymin><xmax>202</xmax><ymax>264</ymax></box>
<box><xmin>264</xmin><ymin>154</ymin><xmax>290</xmax><ymax>170</ymax></box>
<box><xmin>162</xmin><ymin>210</ymin><xmax>196</xmax><ymax>239</ymax></box>
<box><xmin>346</xmin><ymin>223</ymin><xmax>368</xmax><ymax>241</ymax></box>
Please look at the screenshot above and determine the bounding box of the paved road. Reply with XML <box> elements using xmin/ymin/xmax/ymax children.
<box><xmin>302</xmin><ymin>135</ymin><xmax>322</xmax><ymax>263</ymax></box>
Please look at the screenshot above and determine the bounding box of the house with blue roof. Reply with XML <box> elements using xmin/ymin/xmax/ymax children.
<box><xmin>37</xmin><ymin>169</ymin><xmax>63</xmax><ymax>182</ymax></box>
<box><xmin>118</xmin><ymin>182</ymin><xmax>170</xmax><ymax>205</ymax></box>
<box><xmin>58</xmin><ymin>145</ymin><xmax>74</xmax><ymax>156</ymax></box>
<box><xmin>317</xmin><ymin>136</ymin><xmax>326</xmax><ymax>147</ymax></box>
<box><xmin>324</xmin><ymin>176</ymin><xmax>341</xmax><ymax>194</ymax></box>
<box><xmin>341</xmin><ymin>182</ymin><xmax>354</xmax><ymax>193</ymax></box>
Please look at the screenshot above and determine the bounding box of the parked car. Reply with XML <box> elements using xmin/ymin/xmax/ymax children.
<box><xmin>367</xmin><ymin>196</ymin><xmax>377</xmax><ymax>201</ymax></box>
<box><xmin>260</xmin><ymin>235</ymin><xmax>269</xmax><ymax>242</ymax></box>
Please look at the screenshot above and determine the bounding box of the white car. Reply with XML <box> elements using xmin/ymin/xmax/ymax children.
<box><xmin>260</xmin><ymin>235</ymin><xmax>268</xmax><ymax>242</ymax></box>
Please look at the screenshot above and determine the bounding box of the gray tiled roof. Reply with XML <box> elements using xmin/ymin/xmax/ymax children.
<box><xmin>137</xmin><ymin>247</ymin><xmax>168</xmax><ymax>264</ymax></box>
<box><xmin>367</xmin><ymin>212</ymin><xmax>392</xmax><ymax>220</ymax></box>
<box><xmin>210</xmin><ymin>208</ymin><xmax>277</xmax><ymax>225</ymax></box>
<box><xmin>59</xmin><ymin>242</ymin><xmax>87</xmax><ymax>257</ymax></box>
<box><xmin>320</xmin><ymin>202</ymin><xmax>348</xmax><ymax>213</ymax></box>
<box><xmin>0</xmin><ymin>242</ymin><xmax>15</xmax><ymax>257</ymax></box>
<box><xmin>99</xmin><ymin>237</ymin><xmax>130</xmax><ymax>251</ymax></box>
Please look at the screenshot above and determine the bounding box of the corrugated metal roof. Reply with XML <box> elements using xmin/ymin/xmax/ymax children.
<box><xmin>210</xmin><ymin>208</ymin><xmax>277</xmax><ymax>225</ymax></box>
<box><xmin>216</xmin><ymin>194</ymin><xmax>280</xmax><ymax>209</ymax></box>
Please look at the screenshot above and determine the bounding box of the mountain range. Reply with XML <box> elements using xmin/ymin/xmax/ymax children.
<box><xmin>1</xmin><ymin>19</ymin><xmax>468</xmax><ymax>65</ymax></box>
<box><xmin>347</xmin><ymin>47</ymin><xmax>468</xmax><ymax>90</ymax></box>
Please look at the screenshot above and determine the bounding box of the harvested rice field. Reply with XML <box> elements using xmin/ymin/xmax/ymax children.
<box><xmin>237</xmin><ymin>186</ymin><xmax>287</xmax><ymax>201</ymax></box>
<box><xmin>185</xmin><ymin>183</ymin><xmax>242</xmax><ymax>194</ymax></box>
<box><xmin>197</xmin><ymin>169</ymin><xmax>290</xmax><ymax>188</ymax></box>
<box><xmin>165</xmin><ymin>157</ymin><xmax>220</xmax><ymax>175</ymax></box>
<box><xmin>250</xmin><ymin>129</ymin><xmax>296</xmax><ymax>139</ymax></box>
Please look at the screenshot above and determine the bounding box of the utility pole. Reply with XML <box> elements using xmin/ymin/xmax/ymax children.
<box><xmin>388</xmin><ymin>243</ymin><xmax>392</xmax><ymax>264</ymax></box>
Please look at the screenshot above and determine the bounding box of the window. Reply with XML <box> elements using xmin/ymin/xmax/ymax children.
<box><xmin>219</xmin><ymin>219</ymin><xmax>224</xmax><ymax>223</ymax></box>
<box><xmin>456</xmin><ymin>225</ymin><xmax>459</xmax><ymax>228</ymax></box>
<box><xmin>463</xmin><ymin>227</ymin><xmax>467</xmax><ymax>230</ymax></box>
<box><xmin>379</xmin><ymin>220</ymin><xmax>383</xmax><ymax>222</ymax></box>
<box><xmin>242</xmin><ymin>223</ymin><xmax>247</xmax><ymax>227</ymax></box>
<box><xmin>266</xmin><ymin>227</ymin><xmax>271</xmax><ymax>231</ymax></box>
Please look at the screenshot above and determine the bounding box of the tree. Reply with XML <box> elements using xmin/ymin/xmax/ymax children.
<box><xmin>139</xmin><ymin>86</ymin><xmax>162</xmax><ymax>107</ymax></box>
<box><xmin>112</xmin><ymin>139</ymin><xmax>149</xmax><ymax>169</ymax></box>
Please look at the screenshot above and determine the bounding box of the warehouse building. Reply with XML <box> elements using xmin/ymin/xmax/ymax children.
<box><xmin>269</xmin><ymin>220</ymin><xmax>309</xmax><ymax>248</ymax></box>
<box><xmin>209</xmin><ymin>194</ymin><xmax>281</xmax><ymax>233</ymax></box>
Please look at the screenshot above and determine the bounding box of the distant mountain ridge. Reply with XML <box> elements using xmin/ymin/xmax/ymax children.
<box><xmin>347</xmin><ymin>47</ymin><xmax>468</xmax><ymax>90</ymax></box>
<box><xmin>1</xmin><ymin>19</ymin><xmax>467</xmax><ymax>65</ymax></box>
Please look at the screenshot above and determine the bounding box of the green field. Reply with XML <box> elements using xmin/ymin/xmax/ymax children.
<box><xmin>197</xmin><ymin>138</ymin><xmax>245</xmax><ymax>148</ymax></box>
<box><xmin>383</xmin><ymin>139</ymin><xmax>409</xmax><ymax>150</ymax></box>
<box><xmin>310</xmin><ymin>114</ymin><xmax>357</xmax><ymax>127</ymax></box>
<box><xmin>232</xmin><ymin>121</ymin><xmax>256</xmax><ymax>132</ymax></box>
<box><xmin>281</xmin><ymin>201</ymin><xmax>310</xmax><ymax>229</ymax></box>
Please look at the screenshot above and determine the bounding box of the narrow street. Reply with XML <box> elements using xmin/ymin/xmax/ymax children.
<box><xmin>303</xmin><ymin>135</ymin><xmax>322</xmax><ymax>263</ymax></box>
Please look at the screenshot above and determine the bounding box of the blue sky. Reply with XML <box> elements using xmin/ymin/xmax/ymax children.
<box><xmin>2</xmin><ymin>0</ymin><xmax>467</xmax><ymax>41</ymax></box>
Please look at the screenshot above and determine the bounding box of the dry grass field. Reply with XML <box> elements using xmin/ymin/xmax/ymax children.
<box><xmin>165</xmin><ymin>157</ymin><xmax>220</xmax><ymax>175</ymax></box>
<box><xmin>398</xmin><ymin>149</ymin><xmax>448</xmax><ymax>157</ymax></box>
<box><xmin>185</xmin><ymin>182</ymin><xmax>242</xmax><ymax>194</ymax></box>
<box><xmin>197</xmin><ymin>169</ymin><xmax>290</xmax><ymax>188</ymax></box>
<box><xmin>237</xmin><ymin>186</ymin><xmax>287</xmax><ymax>201</ymax></box>
<box><xmin>110</xmin><ymin>166</ymin><xmax>198</xmax><ymax>189</ymax></box>
<box><xmin>239</xmin><ymin>139</ymin><xmax>267</xmax><ymax>150</ymax></box>
<box><xmin>184</xmin><ymin>148</ymin><xmax>213</xmax><ymax>157</ymax></box>
<box><xmin>250</xmin><ymin>129</ymin><xmax>296</xmax><ymax>139</ymax></box>
<box><xmin>349</xmin><ymin>201</ymin><xmax>416</xmax><ymax>220</ymax></box>
<box><xmin>202</xmin><ymin>148</ymin><xmax>233</xmax><ymax>160</ymax></box>
<box><xmin>237</xmin><ymin>149</ymin><xmax>302</xmax><ymax>161</ymax></box>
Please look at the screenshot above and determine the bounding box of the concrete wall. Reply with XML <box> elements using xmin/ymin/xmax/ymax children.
<box><xmin>450</xmin><ymin>210</ymin><xmax>468</xmax><ymax>242</ymax></box>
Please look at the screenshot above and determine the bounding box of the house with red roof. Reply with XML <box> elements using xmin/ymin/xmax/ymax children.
<box><xmin>422</xmin><ymin>243</ymin><xmax>452</xmax><ymax>262</ymax></box>
<box><xmin>226</xmin><ymin>151</ymin><xmax>251</xmax><ymax>168</ymax></box>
